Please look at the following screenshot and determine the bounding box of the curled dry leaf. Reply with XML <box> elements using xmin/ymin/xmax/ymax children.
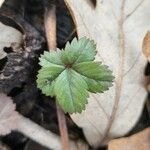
<box><xmin>0</xmin><ymin>22</ymin><xmax>22</xmax><ymax>60</ymax></box>
<box><xmin>0</xmin><ymin>93</ymin><xmax>20</xmax><ymax>135</ymax></box>
<box><xmin>108</xmin><ymin>128</ymin><xmax>150</xmax><ymax>150</ymax></box>
<box><xmin>142</xmin><ymin>31</ymin><xmax>150</xmax><ymax>62</ymax></box>
<box><xmin>65</xmin><ymin>0</ymin><xmax>149</xmax><ymax>147</ymax></box>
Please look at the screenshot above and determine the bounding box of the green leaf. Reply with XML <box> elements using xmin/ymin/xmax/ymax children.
<box><xmin>40</xmin><ymin>50</ymin><xmax>63</xmax><ymax>66</ymax></box>
<box><xmin>83</xmin><ymin>77</ymin><xmax>113</xmax><ymax>93</ymax></box>
<box><xmin>37</xmin><ymin>66</ymin><xmax>65</xmax><ymax>79</ymax></box>
<box><xmin>37</xmin><ymin>50</ymin><xmax>65</xmax><ymax>97</ymax></box>
<box><xmin>37</xmin><ymin>66</ymin><xmax>65</xmax><ymax>96</ymax></box>
<box><xmin>74</xmin><ymin>37</ymin><xmax>96</xmax><ymax>63</ymax></box>
<box><xmin>73</xmin><ymin>61</ymin><xmax>114</xmax><ymax>93</ymax></box>
<box><xmin>73</xmin><ymin>61</ymin><xmax>113</xmax><ymax>81</ymax></box>
<box><xmin>39</xmin><ymin>57</ymin><xmax>63</xmax><ymax>68</ymax></box>
<box><xmin>61</xmin><ymin>37</ymin><xmax>96</xmax><ymax>65</ymax></box>
<box><xmin>54</xmin><ymin>69</ymin><xmax>89</xmax><ymax>113</ymax></box>
<box><xmin>36</xmin><ymin>37</ymin><xmax>114</xmax><ymax>113</ymax></box>
<box><xmin>37</xmin><ymin>78</ymin><xmax>55</xmax><ymax>96</ymax></box>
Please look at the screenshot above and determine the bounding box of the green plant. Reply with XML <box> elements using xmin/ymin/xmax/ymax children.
<box><xmin>37</xmin><ymin>37</ymin><xmax>114</xmax><ymax>113</ymax></box>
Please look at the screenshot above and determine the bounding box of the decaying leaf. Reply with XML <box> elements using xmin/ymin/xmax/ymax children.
<box><xmin>0</xmin><ymin>22</ymin><xmax>22</xmax><ymax>60</ymax></box>
<box><xmin>142</xmin><ymin>31</ymin><xmax>150</xmax><ymax>62</ymax></box>
<box><xmin>108</xmin><ymin>128</ymin><xmax>150</xmax><ymax>150</ymax></box>
<box><xmin>0</xmin><ymin>8</ymin><xmax>45</xmax><ymax>94</ymax></box>
<box><xmin>65</xmin><ymin>0</ymin><xmax>149</xmax><ymax>147</ymax></box>
<box><xmin>0</xmin><ymin>93</ymin><xmax>20</xmax><ymax>135</ymax></box>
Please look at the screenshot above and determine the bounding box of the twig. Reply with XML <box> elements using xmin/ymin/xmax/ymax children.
<box><xmin>17</xmin><ymin>115</ymin><xmax>62</xmax><ymax>150</ymax></box>
<box><xmin>17</xmin><ymin>114</ymin><xmax>88</xmax><ymax>150</ymax></box>
<box><xmin>44</xmin><ymin>4</ymin><xmax>70</xmax><ymax>150</ymax></box>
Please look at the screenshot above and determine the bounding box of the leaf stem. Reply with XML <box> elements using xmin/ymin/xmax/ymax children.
<box><xmin>56</xmin><ymin>105</ymin><xmax>70</xmax><ymax>150</ymax></box>
<box><xmin>44</xmin><ymin>4</ymin><xmax>70</xmax><ymax>150</ymax></box>
<box><xmin>44</xmin><ymin>4</ymin><xmax>57</xmax><ymax>50</ymax></box>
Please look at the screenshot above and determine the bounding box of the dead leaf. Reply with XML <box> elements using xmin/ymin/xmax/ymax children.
<box><xmin>65</xmin><ymin>0</ymin><xmax>149</xmax><ymax>147</ymax></box>
<box><xmin>0</xmin><ymin>141</ymin><xmax>10</xmax><ymax>150</ymax></box>
<box><xmin>142</xmin><ymin>31</ymin><xmax>150</xmax><ymax>62</ymax></box>
<box><xmin>108</xmin><ymin>128</ymin><xmax>150</xmax><ymax>150</ymax></box>
<box><xmin>0</xmin><ymin>22</ymin><xmax>22</xmax><ymax>60</ymax></box>
<box><xmin>0</xmin><ymin>93</ymin><xmax>20</xmax><ymax>135</ymax></box>
<box><xmin>0</xmin><ymin>0</ymin><xmax>4</xmax><ymax>7</ymax></box>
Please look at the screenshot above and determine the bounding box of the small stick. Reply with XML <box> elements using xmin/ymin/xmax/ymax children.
<box><xmin>44</xmin><ymin>4</ymin><xmax>70</xmax><ymax>150</ymax></box>
<box><xmin>44</xmin><ymin>5</ymin><xmax>57</xmax><ymax>50</ymax></box>
<box><xmin>17</xmin><ymin>114</ymin><xmax>85</xmax><ymax>150</ymax></box>
<box><xmin>17</xmin><ymin>115</ymin><xmax>62</xmax><ymax>150</ymax></box>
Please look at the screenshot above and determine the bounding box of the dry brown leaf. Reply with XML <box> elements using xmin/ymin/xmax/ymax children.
<box><xmin>65</xmin><ymin>0</ymin><xmax>149</xmax><ymax>147</ymax></box>
<box><xmin>108</xmin><ymin>128</ymin><xmax>150</xmax><ymax>150</ymax></box>
<box><xmin>0</xmin><ymin>22</ymin><xmax>22</xmax><ymax>60</ymax></box>
<box><xmin>0</xmin><ymin>93</ymin><xmax>20</xmax><ymax>135</ymax></box>
<box><xmin>142</xmin><ymin>31</ymin><xmax>150</xmax><ymax>62</ymax></box>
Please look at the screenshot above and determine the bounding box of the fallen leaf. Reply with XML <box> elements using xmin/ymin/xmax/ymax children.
<box><xmin>65</xmin><ymin>0</ymin><xmax>149</xmax><ymax>147</ymax></box>
<box><xmin>0</xmin><ymin>0</ymin><xmax>4</xmax><ymax>7</ymax></box>
<box><xmin>0</xmin><ymin>141</ymin><xmax>10</xmax><ymax>150</ymax></box>
<box><xmin>108</xmin><ymin>128</ymin><xmax>150</xmax><ymax>150</ymax></box>
<box><xmin>0</xmin><ymin>22</ymin><xmax>22</xmax><ymax>60</ymax></box>
<box><xmin>142</xmin><ymin>31</ymin><xmax>150</xmax><ymax>62</ymax></box>
<box><xmin>0</xmin><ymin>93</ymin><xmax>20</xmax><ymax>135</ymax></box>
